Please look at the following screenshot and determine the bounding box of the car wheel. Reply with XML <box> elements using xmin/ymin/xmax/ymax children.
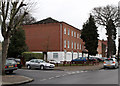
<box><xmin>103</xmin><ymin>66</ymin><xmax>106</xmax><ymax>69</ymax></box>
<box><xmin>40</xmin><ymin>65</ymin><xmax>44</xmax><ymax>70</ymax></box>
<box><xmin>9</xmin><ymin>70</ymin><xmax>13</xmax><ymax>74</ymax></box>
<box><xmin>27</xmin><ymin>65</ymin><xmax>31</xmax><ymax>69</ymax></box>
<box><xmin>114</xmin><ymin>65</ymin><xmax>117</xmax><ymax>69</ymax></box>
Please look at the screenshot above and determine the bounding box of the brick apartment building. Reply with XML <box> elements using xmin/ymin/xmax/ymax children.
<box><xmin>23</xmin><ymin>17</ymin><xmax>107</xmax><ymax>62</ymax></box>
<box><xmin>23</xmin><ymin>17</ymin><xmax>87</xmax><ymax>62</ymax></box>
<box><xmin>97</xmin><ymin>40</ymin><xmax>107</xmax><ymax>57</ymax></box>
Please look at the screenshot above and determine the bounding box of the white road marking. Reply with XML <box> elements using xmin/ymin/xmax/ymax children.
<box><xmin>49</xmin><ymin>77</ymin><xmax>54</xmax><ymax>79</ymax></box>
<box><xmin>40</xmin><ymin>79</ymin><xmax>47</xmax><ymax>81</ymax></box>
<box><xmin>55</xmin><ymin>75</ymin><xmax>61</xmax><ymax>78</ymax></box>
<box><xmin>62</xmin><ymin>74</ymin><xmax>67</xmax><ymax>76</ymax></box>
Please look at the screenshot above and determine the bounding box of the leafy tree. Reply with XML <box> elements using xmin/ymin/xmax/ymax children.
<box><xmin>7</xmin><ymin>10</ymin><xmax>36</xmax><ymax>58</ymax></box>
<box><xmin>81</xmin><ymin>15</ymin><xmax>99</xmax><ymax>59</ymax></box>
<box><xmin>7</xmin><ymin>28</ymin><xmax>28</xmax><ymax>58</ymax></box>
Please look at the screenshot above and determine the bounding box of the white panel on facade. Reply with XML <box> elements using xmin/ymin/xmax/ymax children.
<box><xmin>79</xmin><ymin>53</ymin><xmax>82</xmax><ymax>57</ymax></box>
<box><xmin>73</xmin><ymin>52</ymin><xmax>78</xmax><ymax>59</ymax></box>
<box><xmin>47</xmin><ymin>52</ymin><xmax>64</xmax><ymax>63</ymax></box>
<box><xmin>66</xmin><ymin>52</ymin><xmax>72</xmax><ymax>61</ymax></box>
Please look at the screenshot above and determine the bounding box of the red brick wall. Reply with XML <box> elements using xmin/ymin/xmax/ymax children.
<box><xmin>62</xmin><ymin>22</ymin><xmax>85</xmax><ymax>53</ymax></box>
<box><xmin>23</xmin><ymin>23</ymin><xmax>60</xmax><ymax>52</ymax></box>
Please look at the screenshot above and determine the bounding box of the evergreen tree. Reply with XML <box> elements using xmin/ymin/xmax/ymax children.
<box><xmin>106</xmin><ymin>19</ymin><xmax>116</xmax><ymax>58</ymax></box>
<box><xmin>7</xmin><ymin>28</ymin><xmax>28</xmax><ymax>58</ymax></box>
<box><xmin>81</xmin><ymin>15</ymin><xmax>99</xmax><ymax>58</ymax></box>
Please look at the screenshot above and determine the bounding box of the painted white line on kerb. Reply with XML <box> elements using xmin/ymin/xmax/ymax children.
<box><xmin>76</xmin><ymin>71</ymin><xmax>80</xmax><ymax>73</ymax></box>
<box><xmin>81</xmin><ymin>71</ymin><xmax>85</xmax><ymax>72</ymax></box>
<box><xmin>49</xmin><ymin>77</ymin><xmax>54</xmax><ymax>79</ymax></box>
<box><xmin>40</xmin><ymin>79</ymin><xmax>47</xmax><ymax>81</ymax></box>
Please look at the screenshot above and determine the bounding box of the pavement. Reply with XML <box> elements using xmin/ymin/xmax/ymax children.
<box><xmin>55</xmin><ymin>63</ymin><xmax>103</xmax><ymax>71</ymax></box>
<box><xmin>1</xmin><ymin>63</ymin><xmax>103</xmax><ymax>86</ymax></box>
<box><xmin>2</xmin><ymin>75</ymin><xmax>33</xmax><ymax>86</ymax></box>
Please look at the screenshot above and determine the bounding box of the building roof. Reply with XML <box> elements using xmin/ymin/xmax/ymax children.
<box><xmin>32</xmin><ymin>17</ymin><xmax>81</xmax><ymax>32</ymax></box>
<box><xmin>33</xmin><ymin>17</ymin><xmax>59</xmax><ymax>24</ymax></box>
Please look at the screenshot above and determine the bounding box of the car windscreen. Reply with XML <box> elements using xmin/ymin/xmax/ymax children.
<box><xmin>6</xmin><ymin>60</ymin><xmax>16</xmax><ymax>65</ymax></box>
<box><xmin>104</xmin><ymin>59</ymin><xmax>113</xmax><ymax>61</ymax></box>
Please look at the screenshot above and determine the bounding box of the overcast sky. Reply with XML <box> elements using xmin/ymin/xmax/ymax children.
<box><xmin>0</xmin><ymin>0</ymin><xmax>119</xmax><ymax>42</ymax></box>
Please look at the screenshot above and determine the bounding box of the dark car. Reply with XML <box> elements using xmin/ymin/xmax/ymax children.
<box><xmin>5</xmin><ymin>59</ymin><xmax>18</xmax><ymax>73</ymax></box>
<box><xmin>71</xmin><ymin>57</ymin><xmax>88</xmax><ymax>62</ymax></box>
<box><xmin>96</xmin><ymin>57</ymin><xmax>103</xmax><ymax>62</ymax></box>
<box><xmin>89</xmin><ymin>57</ymin><xmax>98</xmax><ymax>62</ymax></box>
<box><xmin>7</xmin><ymin>58</ymin><xmax>22</xmax><ymax>68</ymax></box>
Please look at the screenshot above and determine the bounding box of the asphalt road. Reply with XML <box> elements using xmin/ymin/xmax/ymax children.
<box><xmin>14</xmin><ymin>68</ymin><xmax>119</xmax><ymax>84</ymax></box>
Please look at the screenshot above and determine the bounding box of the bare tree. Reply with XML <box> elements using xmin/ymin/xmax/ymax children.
<box><xmin>92</xmin><ymin>5</ymin><xmax>118</xmax><ymax>58</ymax></box>
<box><xmin>92</xmin><ymin>5</ymin><xmax>118</xmax><ymax>27</ymax></box>
<box><xmin>1</xmin><ymin>0</ymin><xmax>29</xmax><ymax>75</ymax></box>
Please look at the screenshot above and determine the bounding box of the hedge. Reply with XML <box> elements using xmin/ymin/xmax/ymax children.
<box><xmin>22</xmin><ymin>52</ymin><xmax>43</xmax><ymax>61</ymax></box>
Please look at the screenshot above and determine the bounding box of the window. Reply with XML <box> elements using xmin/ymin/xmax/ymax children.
<box><xmin>68</xmin><ymin>41</ymin><xmax>70</xmax><ymax>48</ymax></box>
<box><xmin>64</xmin><ymin>40</ymin><xmax>66</xmax><ymax>48</ymax></box>
<box><xmin>64</xmin><ymin>28</ymin><xmax>66</xmax><ymax>34</ymax></box>
<box><xmin>30</xmin><ymin>59</ymin><xmax>34</xmax><ymax>62</ymax></box>
<box><xmin>77</xmin><ymin>43</ymin><xmax>79</xmax><ymax>49</ymax></box>
<box><xmin>74</xmin><ymin>32</ymin><xmax>76</xmax><ymax>37</ymax></box>
<box><xmin>74</xmin><ymin>42</ymin><xmax>76</xmax><ymax>49</ymax></box>
<box><xmin>71</xmin><ymin>31</ymin><xmax>73</xmax><ymax>36</ymax></box>
<box><xmin>80</xmin><ymin>34</ymin><xmax>81</xmax><ymax>38</ymax></box>
<box><xmin>80</xmin><ymin>44</ymin><xmax>81</xmax><ymax>50</ymax></box>
<box><xmin>53</xmin><ymin>53</ymin><xmax>58</xmax><ymax>58</ymax></box>
<box><xmin>71</xmin><ymin>42</ymin><xmax>73</xmax><ymax>49</ymax></box>
<box><xmin>68</xmin><ymin>29</ymin><xmax>70</xmax><ymax>35</ymax></box>
<box><xmin>77</xmin><ymin>33</ymin><xmax>79</xmax><ymax>38</ymax></box>
<box><xmin>82</xmin><ymin>45</ymin><xmax>84</xmax><ymax>50</ymax></box>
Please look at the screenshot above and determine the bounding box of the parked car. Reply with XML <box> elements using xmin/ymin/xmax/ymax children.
<box><xmin>48</xmin><ymin>60</ymin><xmax>60</xmax><ymax>64</ymax></box>
<box><xmin>5</xmin><ymin>59</ymin><xmax>18</xmax><ymax>73</ymax></box>
<box><xmin>89</xmin><ymin>57</ymin><xmax>98</xmax><ymax>62</ymax></box>
<box><xmin>103</xmin><ymin>58</ymin><xmax>119</xmax><ymax>69</ymax></box>
<box><xmin>96</xmin><ymin>57</ymin><xmax>103</xmax><ymax>62</ymax></box>
<box><xmin>7</xmin><ymin>58</ymin><xmax>22</xmax><ymax>68</ymax></box>
<box><xmin>71</xmin><ymin>57</ymin><xmax>88</xmax><ymax>62</ymax></box>
<box><xmin>26</xmin><ymin>59</ymin><xmax>55</xmax><ymax>70</ymax></box>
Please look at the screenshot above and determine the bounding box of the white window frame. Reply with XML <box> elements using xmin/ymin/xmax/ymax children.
<box><xmin>64</xmin><ymin>40</ymin><xmax>66</xmax><ymax>48</ymax></box>
<box><xmin>72</xmin><ymin>42</ymin><xmax>73</xmax><ymax>49</ymax></box>
<box><xmin>77</xmin><ymin>43</ymin><xmax>79</xmax><ymax>49</ymax></box>
<box><xmin>74</xmin><ymin>32</ymin><xmax>76</xmax><ymax>37</ymax></box>
<box><xmin>68</xmin><ymin>29</ymin><xmax>70</xmax><ymax>35</ymax></box>
<box><xmin>64</xmin><ymin>28</ymin><xmax>66</xmax><ymax>34</ymax></box>
<box><xmin>68</xmin><ymin>41</ymin><xmax>70</xmax><ymax>48</ymax></box>
<box><xmin>71</xmin><ymin>31</ymin><xmax>73</xmax><ymax>36</ymax></box>
<box><xmin>74</xmin><ymin>42</ymin><xmax>76</xmax><ymax>49</ymax></box>
<box><xmin>77</xmin><ymin>33</ymin><xmax>79</xmax><ymax>38</ymax></box>
<box><xmin>53</xmin><ymin>53</ymin><xmax>58</xmax><ymax>58</ymax></box>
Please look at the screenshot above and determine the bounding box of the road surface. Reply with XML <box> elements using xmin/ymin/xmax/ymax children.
<box><xmin>13</xmin><ymin>68</ymin><xmax>118</xmax><ymax>84</ymax></box>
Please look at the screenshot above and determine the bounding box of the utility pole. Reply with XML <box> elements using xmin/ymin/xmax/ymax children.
<box><xmin>118</xmin><ymin>1</ymin><xmax>120</xmax><ymax>63</ymax></box>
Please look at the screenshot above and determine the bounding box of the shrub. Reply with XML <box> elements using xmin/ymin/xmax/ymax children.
<box><xmin>22</xmin><ymin>52</ymin><xmax>43</xmax><ymax>61</ymax></box>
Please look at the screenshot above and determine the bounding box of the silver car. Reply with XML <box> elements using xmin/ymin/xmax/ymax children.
<box><xmin>26</xmin><ymin>59</ymin><xmax>55</xmax><ymax>70</ymax></box>
<box><xmin>103</xmin><ymin>58</ymin><xmax>119</xmax><ymax>69</ymax></box>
